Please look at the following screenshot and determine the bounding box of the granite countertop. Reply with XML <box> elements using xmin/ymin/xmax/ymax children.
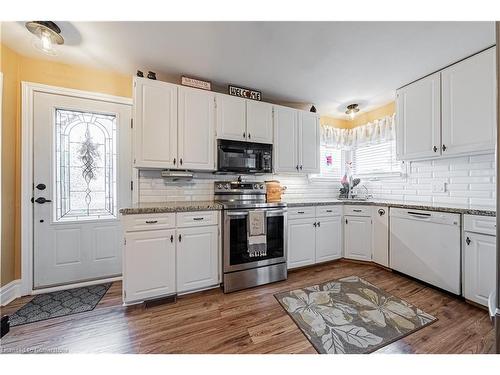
<box><xmin>284</xmin><ymin>199</ymin><xmax>496</xmax><ymax>217</ymax></box>
<box><xmin>119</xmin><ymin>201</ymin><xmax>223</xmax><ymax>215</ymax></box>
<box><xmin>120</xmin><ymin>199</ymin><xmax>495</xmax><ymax>217</ymax></box>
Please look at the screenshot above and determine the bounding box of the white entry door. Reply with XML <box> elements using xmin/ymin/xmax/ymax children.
<box><xmin>33</xmin><ymin>91</ymin><xmax>132</xmax><ymax>289</ymax></box>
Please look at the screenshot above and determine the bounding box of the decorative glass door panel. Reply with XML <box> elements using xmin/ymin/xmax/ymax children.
<box><xmin>55</xmin><ymin>109</ymin><xmax>117</xmax><ymax>221</ymax></box>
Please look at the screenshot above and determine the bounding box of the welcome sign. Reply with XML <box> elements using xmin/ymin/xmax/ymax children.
<box><xmin>228</xmin><ymin>85</ymin><xmax>262</xmax><ymax>101</ymax></box>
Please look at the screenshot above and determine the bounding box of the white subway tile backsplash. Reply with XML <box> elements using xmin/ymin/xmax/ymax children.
<box><xmin>137</xmin><ymin>153</ymin><xmax>496</xmax><ymax>210</ymax></box>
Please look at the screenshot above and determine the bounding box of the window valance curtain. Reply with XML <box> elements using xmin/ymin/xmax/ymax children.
<box><xmin>321</xmin><ymin>113</ymin><xmax>395</xmax><ymax>149</ymax></box>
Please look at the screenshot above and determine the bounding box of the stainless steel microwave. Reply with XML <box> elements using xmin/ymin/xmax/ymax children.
<box><xmin>217</xmin><ymin>139</ymin><xmax>272</xmax><ymax>174</ymax></box>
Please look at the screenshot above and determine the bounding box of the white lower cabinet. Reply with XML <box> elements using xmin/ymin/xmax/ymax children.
<box><xmin>371</xmin><ymin>206</ymin><xmax>389</xmax><ymax>267</ymax></box>
<box><xmin>176</xmin><ymin>225</ymin><xmax>219</xmax><ymax>293</ymax></box>
<box><xmin>124</xmin><ymin>229</ymin><xmax>176</xmax><ymax>304</ymax></box>
<box><xmin>463</xmin><ymin>215</ymin><xmax>497</xmax><ymax>307</ymax></box>
<box><xmin>344</xmin><ymin>215</ymin><xmax>372</xmax><ymax>261</ymax></box>
<box><xmin>287</xmin><ymin>217</ymin><xmax>316</xmax><ymax>269</ymax></box>
<box><xmin>287</xmin><ymin>206</ymin><xmax>342</xmax><ymax>269</ymax></box>
<box><xmin>123</xmin><ymin>211</ymin><xmax>220</xmax><ymax>304</ymax></box>
<box><xmin>316</xmin><ymin>216</ymin><xmax>342</xmax><ymax>263</ymax></box>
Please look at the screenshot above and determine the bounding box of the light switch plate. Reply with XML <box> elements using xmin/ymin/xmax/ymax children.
<box><xmin>432</xmin><ymin>182</ymin><xmax>446</xmax><ymax>193</ymax></box>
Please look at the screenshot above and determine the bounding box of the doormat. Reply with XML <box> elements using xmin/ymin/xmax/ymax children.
<box><xmin>275</xmin><ymin>276</ymin><xmax>436</xmax><ymax>354</ymax></box>
<box><xmin>9</xmin><ymin>283</ymin><xmax>111</xmax><ymax>327</ymax></box>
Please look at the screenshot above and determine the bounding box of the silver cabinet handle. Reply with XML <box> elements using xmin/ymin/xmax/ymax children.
<box><xmin>145</xmin><ymin>220</ymin><xmax>158</xmax><ymax>224</ymax></box>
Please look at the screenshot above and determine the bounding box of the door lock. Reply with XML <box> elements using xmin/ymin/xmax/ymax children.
<box><xmin>34</xmin><ymin>197</ymin><xmax>52</xmax><ymax>204</ymax></box>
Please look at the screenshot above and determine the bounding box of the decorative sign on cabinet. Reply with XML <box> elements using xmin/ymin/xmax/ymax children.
<box><xmin>396</xmin><ymin>47</ymin><xmax>496</xmax><ymax>161</ymax></box>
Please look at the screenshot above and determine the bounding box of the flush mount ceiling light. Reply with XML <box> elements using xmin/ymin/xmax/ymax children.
<box><xmin>25</xmin><ymin>21</ymin><xmax>64</xmax><ymax>55</ymax></box>
<box><xmin>345</xmin><ymin>103</ymin><xmax>360</xmax><ymax>120</ymax></box>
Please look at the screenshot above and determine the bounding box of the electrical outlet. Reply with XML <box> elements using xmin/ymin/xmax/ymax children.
<box><xmin>432</xmin><ymin>182</ymin><xmax>446</xmax><ymax>193</ymax></box>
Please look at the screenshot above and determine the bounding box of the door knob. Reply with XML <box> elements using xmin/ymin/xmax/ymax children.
<box><xmin>34</xmin><ymin>197</ymin><xmax>52</xmax><ymax>204</ymax></box>
<box><xmin>378</xmin><ymin>209</ymin><xmax>385</xmax><ymax>216</ymax></box>
<box><xmin>36</xmin><ymin>183</ymin><xmax>46</xmax><ymax>190</ymax></box>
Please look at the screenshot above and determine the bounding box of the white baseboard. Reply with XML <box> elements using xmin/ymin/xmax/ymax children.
<box><xmin>0</xmin><ymin>279</ymin><xmax>22</xmax><ymax>306</ymax></box>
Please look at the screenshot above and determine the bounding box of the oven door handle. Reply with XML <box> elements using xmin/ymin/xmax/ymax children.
<box><xmin>226</xmin><ymin>211</ymin><xmax>249</xmax><ymax>217</ymax></box>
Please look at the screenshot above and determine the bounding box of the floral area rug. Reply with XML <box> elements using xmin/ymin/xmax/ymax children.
<box><xmin>274</xmin><ymin>276</ymin><xmax>436</xmax><ymax>354</ymax></box>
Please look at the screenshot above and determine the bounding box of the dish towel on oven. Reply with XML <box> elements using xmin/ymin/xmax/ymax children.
<box><xmin>248</xmin><ymin>210</ymin><xmax>267</xmax><ymax>257</ymax></box>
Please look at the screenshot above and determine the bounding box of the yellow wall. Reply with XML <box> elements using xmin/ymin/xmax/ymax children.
<box><xmin>0</xmin><ymin>43</ymin><xmax>131</xmax><ymax>287</ymax></box>
<box><xmin>320</xmin><ymin>115</ymin><xmax>351</xmax><ymax>129</ymax></box>
<box><xmin>1</xmin><ymin>44</ymin><xmax>20</xmax><ymax>287</ymax></box>
<box><xmin>351</xmin><ymin>101</ymin><xmax>395</xmax><ymax>127</ymax></box>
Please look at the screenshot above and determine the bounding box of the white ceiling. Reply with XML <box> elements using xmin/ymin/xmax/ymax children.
<box><xmin>1</xmin><ymin>21</ymin><xmax>495</xmax><ymax>118</ymax></box>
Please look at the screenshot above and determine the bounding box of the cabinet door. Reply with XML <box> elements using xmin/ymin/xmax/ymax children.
<box><xmin>442</xmin><ymin>48</ymin><xmax>496</xmax><ymax>156</ymax></box>
<box><xmin>246</xmin><ymin>100</ymin><xmax>273</xmax><ymax>143</ymax></box>
<box><xmin>178</xmin><ymin>87</ymin><xmax>216</xmax><ymax>170</ymax></box>
<box><xmin>133</xmin><ymin>77</ymin><xmax>178</xmax><ymax>168</ymax></box>
<box><xmin>298</xmin><ymin>111</ymin><xmax>320</xmax><ymax>173</ymax></box>
<box><xmin>344</xmin><ymin>216</ymin><xmax>372</xmax><ymax>261</ymax></box>
<box><xmin>315</xmin><ymin>216</ymin><xmax>342</xmax><ymax>263</ymax></box>
<box><xmin>215</xmin><ymin>94</ymin><xmax>246</xmax><ymax>141</ymax></box>
<box><xmin>177</xmin><ymin>226</ymin><xmax>219</xmax><ymax>293</ymax></box>
<box><xmin>287</xmin><ymin>218</ymin><xmax>316</xmax><ymax>269</ymax></box>
<box><xmin>123</xmin><ymin>229</ymin><xmax>176</xmax><ymax>303</ymax></box>
<box><xmin>372</xmin><ymin>207</ymin><xmax>389</xmax><ymax>267</ymax></box>
<box><xmin>396</xmin><ymin>72</ymin><xmax>441</xmax><ymax>160</ymax></box>
<box><xmin>274</xmin><ymin>106</ymin><xmax>299</xmax><ymax>173</ymax></box>
<box><xmin>464</xmin><ymin>232</ymin><xmax>496</xmax><ymax>307</ymax></box>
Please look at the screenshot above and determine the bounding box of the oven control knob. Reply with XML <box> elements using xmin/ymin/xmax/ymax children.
<box><xmin>259</xmin><ymin>184</ymin><xmax>264</xmax><ymax>189</ymax></box>
<box><xmin>254</xmin><ymin>184</ymin><xmax>259</xmax><ymax>189</ymax></box>
<box><xmin>224</xmin><ymin>184</ymin><xmax>230</xmax><ymax>189</ymax></box>
<box><xmin>217</xmin><ymin>184</ymin><xmax>223</xmax><ymax>189</ymax></box>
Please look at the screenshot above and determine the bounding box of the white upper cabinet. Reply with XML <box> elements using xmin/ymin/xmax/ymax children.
<box><xmin>215</xmin><ymin>94</ymin><xmax>246</xmax><ymax>141</ymax></box>
<box><xmin>178</xmin><ymin>87</ymin><xmax>216</xmax><ymax>170</ymax></box>
<box><xmin>396</xmin><ymin>72</ymin><xmax>441</xmax><ymax>160</ymax></box>
<box><xmin>441</xmin><ymin>48</ymin><xmax>496</xmax><ymax>156</ymax></box>
<box><xmin>246</xmin><ymin>100</ymin><xmax>273</xmax><ymax>143</ymax></box>
<box><xmin>133</xmin><ymin>77</ymin><xmax>178</xmax><ymax>168</ymax></box>
<box><xmin>274</xmin><ymin>107</ymin><xmax>320</xmax><ymax>174</ymax></box>
<box><xmin>273</xmin><ymin>105</ymin><xmax>299</xmax><ymax>173</ymax></box>
<box><xmin>216</xmin><ymin>94</ymin><xmax>273</xmax><ymax>143</ymax></box>
<box><xmin>298</xmin><ymin>111</ymin><xmax>320</xmax><ymax>173</ymax></box>
<box><xmin>133</xmin><ymin>77</ymin><xmax>216</xmax><ymax>171</ymax></box>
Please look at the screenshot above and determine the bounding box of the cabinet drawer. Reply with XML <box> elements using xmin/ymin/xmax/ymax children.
<box><xmin>122</xmin><ymin>213</ymin><xmax>176</xmax><ymax>232</ymax></box>
<box><xmin>288</xmin><ymin>206</ymin><xmax>316</xmax><ymax>219</ymax></box>
<box><xmin>344</xmin><ymin>205</ymin><xmax>371</xmax><ymax>217</ymax></box>
<box><xmin>176</xmin><ymin>211</ymin><xmax>218</xmax><ymax>227</ymax></box>
<box><xmin>464</xmin><ymin>215</ymin><xmax>496</xmax><ymax>236</ymax></box>
<box><xmin>315</xmin><ymin>205</ymin><xmax>342</xmax><ymax>217</ymax></box>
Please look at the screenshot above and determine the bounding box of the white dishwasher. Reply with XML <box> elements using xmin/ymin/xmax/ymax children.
<box><xmin>390</xmin><ymin>207</ymin><xmax>461</xmax><ymax>295</ymax></box>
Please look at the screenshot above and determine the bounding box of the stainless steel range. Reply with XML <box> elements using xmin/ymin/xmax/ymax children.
<box><xmin>215</xmin><ymin>180</ymin><xmax>287</xmax><ymax>293</ymax></box>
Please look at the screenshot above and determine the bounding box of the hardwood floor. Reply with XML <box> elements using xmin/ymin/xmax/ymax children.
<box><xmin>0</xmin><ymin>260</ymin><xmax>494</xmax><ymax>354</ymax></box>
